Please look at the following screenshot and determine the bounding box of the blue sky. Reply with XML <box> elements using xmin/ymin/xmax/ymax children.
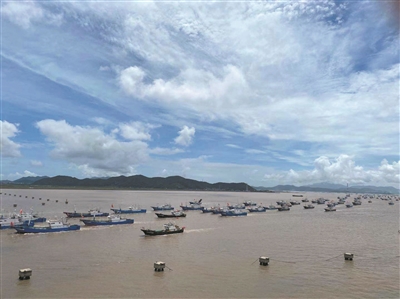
<box><xmin>1</xmin><ymin>0</ymin><xmax>399</xmax><ymax>187</ymax></box>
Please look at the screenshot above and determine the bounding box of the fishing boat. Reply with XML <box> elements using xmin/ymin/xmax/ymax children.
<box><xmin>389</xmin><ymin>201</ymin><xmax>395</xmax><ymax>205</ymax></box>
<box><xmin>247</xmin><ymin>206</ymin><xmax>266</xmax><ymax>212</ymax></box>
<box><xmin>141</xmin><ymin>222</ymin><xmax>185</xmax><ymax>236</ymax></box>
<box><xmin>151</xmin><ymin>204</ymin><xmax>174</xmax><ymax>211</ymax></box>
<box><xmin>64</xmin><ymin>208</ymin><xmax>109</xmax><ymax>218</ymax></box>
<box><xmin>189</xmin><ymin>199</ymin><xmax>203</xmax><ymax>205</ymax></box>
<box><xmin>346</xmin><ymin>203</ymin><xmax>353</xmax><ymax>208</ymax></box>
<box><xmin>324</xmin><ymin>206</ymin><xmax>336</xmax><ymax>212</ymax></box>
<box><xmin>243</xmin><ymin>200</ymin><xmax>257</xmax><ymax>206</ymax></box>
<box><xmin>277</xmin><ymin>205</ymin><xmax>290</xmax><ymax>211</ymax></box>
<box><xmin>80</xmin><ymin>215</ymin><xmax>134</xmax><ymax>226</ymax></box>
<box><xmin>13</xmin><ymin>219</ymin><xmax>80</xmax><ymax>233</ymax></box>
<box><xmin>227</xmin><ymin>203</ymin><xmax>246</xmax><ymax>209</ymax></box>
<box><xmin>352</xmin><ymin>200</ymin><xmax>362</xmax><ymax>205</ymax></box>
<box><xmin>221</xmin><ymin>209</ymin><xmax>247</xmax><ymax>216</ymax></box>
<box><xmin>301</xmin><ymin>198</ymin><xmax>309</xmax><ymax>202</ymax></box>
<box><xmin>290</xmin><ymin>200</ymin><xmax>301</xmax><ymax>205</ymax></box>
<box><xmin>110</xmin><ymin>206</ymin><xmax>146</xmax><ymax>214</ymax></box>
<box><xmin>155</xmin><ymin>210</ymin><xmax>186</xmax><ymax>218</ymax></box>
<box><xmin>303</xmin><ymin>204</ymin><xmax>315</xmax><ymax>209</ymax></box>
<box><xmin>265</xmin><ymin>205</ymin><xmax>277</xmax><ymax>210</ymax></box>
<box><xmin>0</xmin><ymin>217</ymin><xmax>35</xmax><ymax>229</ymax></box>
<box><xmin>202</xmin><ymin>207</ymin><xmax>217</xmax><ymax>213</ymax></box>
<box><xmin>180</xmin><ymin>203</ymin><xmax>204</xmax><ymax>211</ymax></box>
<box><xmin>292</xmin><ymin>194</ymin><xmax>303</xmax><ymax>197</ymax></box>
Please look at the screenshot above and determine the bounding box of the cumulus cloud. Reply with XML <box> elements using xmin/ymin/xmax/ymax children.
<box><xmin>36</xmin><ymin>119</ymin><xmax>150</xmax><ymax>176</ymax></box>
<box><xmin>5</xmin><ymin>170</ymin><xmax>39</xmax><ymax>180</ymax></box>
<box><xmin>264</xmin><ymin>155</ymin><xmax>400</xmax><ymax>186</ymax></box>
<box><xmin>1</xmin><ymin>120</ymin><xmax>21</xmax><ymax>157</ymax></box>
<box><xmin>118</xmin><ymin>121</ymin><xmax>155</xmax><ymax>141</ymax></box>
<box><xmin>149</xmin><ymin>147</ymin><xmax>184</xmax><ymax>155</ymax></box>
<box><xmin>2</xmin><ymin>1</ymin><xmax>63</xmax><ymax>29</ymax></box>
<box><xmin>174</xmin><ymin>126</ymin><xmax>195</xmax><ymax>147</ymax></box>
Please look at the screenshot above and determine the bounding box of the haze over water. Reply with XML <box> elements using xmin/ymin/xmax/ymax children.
<box><xmin>1</xmin><ymin>189</ymin><xmax>399</xmax><ymax>298</ymax></box>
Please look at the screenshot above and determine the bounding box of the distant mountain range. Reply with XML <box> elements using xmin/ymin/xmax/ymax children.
<box><xmin>254</xmin><ymin>182</ymin><xmax>399</xmax><ymax>194</ymax></box>
<box><xmin>0</xmin><ymin>175</ymin><xmax>255</xmax><ymax>192</ymax></box>
<box><xmin>1</xmin><ymin>176</ymin><xmax>398</xmax><ymax>194</ymax></box>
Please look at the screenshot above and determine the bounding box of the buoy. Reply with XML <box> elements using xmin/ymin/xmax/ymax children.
<box><xmin>13</xmin><ymin>204</ymin><xmax>17</xmax><ymax>208</ymax></box>
<box><xmin>47</xmin><ymin>199</ymin><xmax>49</xmax><ymax>201</ymax></box>
<box><xmin>56</xmin><ymin>200</ymin><xmax>58</xmax><ymax>203</ymax></box>
<box><xmin>259</xmin><ymin>256</ymin><xmax>269</xmax><ymax>266</ymax></box>
<box><xmin>32</xmin><ymin>197</ymin><xmax>34</xmax><ymax>199</ymax></box>
<box><xmin>42</xmin><ymin>203</ymin><xmax>45</xmax><ymax>206</ymax></box>
<box><xmin>19</xmin><ymin>268</ymin><xmax>32</xmax><ymax>280</ymax></box>
<box><xmin>154</xmin><ymin>261</ymin><xmax>166</xmax><ymax>272</ymax></box>
<box><xmin>344</xmin><ymin>253</ymin><xmax>354</xmax><ymax>261</ymax></box>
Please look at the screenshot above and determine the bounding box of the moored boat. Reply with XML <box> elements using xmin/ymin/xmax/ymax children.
<box><xmin>221</xmin><ymin>209</ymin><xmax>247</xmax><ymax>216</ymax></box>
<box><xmin>64</xmin><ymin>208</ymin><xmax>109</xmax><ymax>218</ymax></box>
<box><xmin>141</xmin><ymin>222</ymin><xmax>185</xmax><ymax>236</ymax></box>
<box><xmin>248</xmin><ymin>206</ymin><xmax>266</xmax><ymax>212</ymax></box>
<box><xmin>151</xmin><ymin>204</ymin><xmax>174</xmax><ymax>211</ymax></box>
<box><xmin>303</xmin><ymin>204</ymin><xmax>315</xmax><ymax>209</ymax></box>
<box><xmin>265</xmin><ymin>205</ymin><xmax>277</xmax><ymax>210</ymax></box>
<box><xmin>324</xmin><ymin>206</ymin><xmax>336</xmax><ymax>212</ymax></box>
<box><xmin>155</xmin><ymin>210</ymin><xmax>186</xmax><ymax>218</ymax></box>
<box><xmin>277</xmin><ymin>205</ymin><xmax>290</xmax><ymax>211</ymax></box>
<box><xmin>111</xmin><ymin>206</ymin><xmax>146</xmax><ymax>214</ymax></box>
<box><xmin>13</xmin><ymin>219</ymin><xmax>80</xmax><ymax>233</ymax></box>
<box><xmin>180</xmin><ymin>204</ymin><xmax>204</xmax><ymax>211</ymax></box>
<box><xmin>80</xmin><ymin>215</ymin><xmax>134</xmax><ymax>226</ymax></box>
<box><xmin>189</xmin><ymin>199</ymin><xmax>203</xmax><ymax>205</ymax></box>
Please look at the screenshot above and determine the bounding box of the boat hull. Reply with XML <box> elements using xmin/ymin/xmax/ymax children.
<box><xmin>151</xmin><ymin>207</ymin><xmax>174</xmax><ymax>211</ymax></box>
<box><xmin>141</xmin><ymin>228</ymin><xmax>184</xmax><ymax>235</ymax></box>
<box><xmin>81</xmin><ymin>219</ymin><xmax>134</xmax><ymax>226</ymax></box>
<box><xmin>111</xmin><ymin>209</ymin><xmax>146</xmax><ymax>214</ymax></box>
<box><xmin>14</xmin><ymin>225</ymin><xmax>81</xmax><ymax>233</ymax></box>
<box><xmin>64</xmin><ymin>212</ymin><xmax>109</xmax><ymax>218</ymax></box>
<box><xmin>220</xmin><ymin>211</ymin><xmax>247</xmax><ymax>216</ymax></box>
<box><xmin>155</xmin><ymin>213</ymin><xmax>186</xmax><ymax>218</ymax></box>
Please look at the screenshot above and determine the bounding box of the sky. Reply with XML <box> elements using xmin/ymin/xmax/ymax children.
<box><xmin>1</xmin><ymin>0</ymin><xmax>399</xmax><ymax>188</ymax></box>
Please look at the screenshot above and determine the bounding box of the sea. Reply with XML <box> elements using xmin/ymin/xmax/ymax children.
<box><xmin>1</xmin><ymin>189</ymin><xmax>399</xmax><ymax>299</ymax></box>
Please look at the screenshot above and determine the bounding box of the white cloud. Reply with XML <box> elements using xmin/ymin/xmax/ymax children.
<box><xmin>264</xmin><ymin>155</ymin><xmax>400</xmax><ymax>186</ymax></box>
<box><xmin>174</xmin><ymin>126</ymin><xmax>195</xmax><ymax>147</ymax></box>
<box><xmin>2</xmin><ymin>1</ymin><xmax>63</xmax><ymax>29</ymax></box>
<box><xmin>118</xmin><ymin>121</ymin><xmax>155</xmax><ymax>141</ymax></box>
<box><xmin>36</xmin><ymin>119</ymin><xmax>150</xmax><ymax>176</ymax></box>
<box><xmin>0</xmin><ymin>121</ymin><xmax>21</xmax><ymax>157</ymax></box>
<box><xmin>30</xmin><ymin>160</ymin><xmax>43</xmax><ymax>167</ymax></box>
<box><xmin>226</xmin><ymin>144</ymin><xmax>241</xmax><ymax>149</ymax></box>
<box><xmin>5</xmin><ymin>170</ymin><xmax>39</xmax><ymax>180</ymax></box>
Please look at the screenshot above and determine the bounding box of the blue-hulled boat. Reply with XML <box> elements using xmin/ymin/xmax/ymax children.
<box><xmin>80</xmin><ymin>215</ymin><xmax>134</xmax><ymax>226</ymax></box>
<box><xmin>151</xmin><ymin>204</ymin><xmax>174</xmax><ymax>211</ymax></box>
<box><xmin>0</xmin><ymin>217</ymin><xmax>35</xmax><ymax>229</ymax></box>
<box><xmin>221</xmin><ymin>209</ymin><xmax>247</xmax><ymax>216</ymax></box>
<box><xmin>111</xmin><ymin>206</ymin><xmax>146</xmax><ymax>214</ymax></box>
<box><xmin>13</xmin><ymin>219</ymin><xmax>80</xmax><ymax>233</ymax></box>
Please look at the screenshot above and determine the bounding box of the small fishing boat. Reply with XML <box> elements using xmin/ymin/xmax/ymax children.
<box><xmin>277</xmin><ymin>205</ymin><xmax>290</xmax><ymax>211</ymax></box>
<box><xmin>151</xmin><ymin>204</ymin><xmax>174</xmax><ymax>211</ymax></box>
<box><xmin>290</xmin><ymin>200</ymin><xmax>301</xmax><ymax>205</ymax></box>
<box><xmin>80</xmin><ymin>215</ymin><xmax>134</xmax><ymax>226</ymax></box>
<box><xmin>303</xmin><ymin>204</ymin><xmax>315</xmax><ymax>209</ymax></box>
<box><xmin>292</xmin><ymin>194</ymin><xmax>303</xmax><ymax>197</ymax></box>
<box><xmin>64</xmin><ymin>208</ymin><xmax>109</xmax><ymax>218</ymax></box>
<box><xmin>227</xmin><ymin>203</ymin><xmax>246</xmax><ymax>209</ymax></box>
<box><xmin>0</xmin><ymin>217</ymin><xmax>35</xmax><ymax>229</ymax></box>
<box><xmin>388</xmin><ymin>201</ymin><xmax>395</xmax><ymax>205</ymax></box>
<box><xmin>110</xmin><ymin>206</ymin><xmax>146</xmax><ymax>214</ymax></box>
<box><xmin>346</xmin><ymin>203</ymin><xmax>353</xmax><ymax>208</ymax></box>
<box><xmin>202</xmin><ymin>207</ymin><xmax>217</xmax><ymax>213</ymax></box>
<box><xmin>180</xmin><ymin>204</ymin><xmax>204</xmax><ymax>211</ymax></box>
<box><xmin>221</xmin><ymin>209</ymin><xmax>247</xmax><ymax>216</ymax></box>
<box><xmin>324</xmin><ymin>206</ymin><xmax>336</xmax><ymax>212</ymax></box>
<box><xmin>301</xmin><ymin>198</ymin><xmax>309</xmax><ymax>202</ymax></box>
<box><xmin>265</xmin><ymin>205</ymin><xmax>277</xmax><ymax>210</ymax></box>
<box><xmin>243</xmin><ymin>200</ymin><xmax>257</xmax><ymax>206</ymax></box>
<box><xmin>189</xmin><ymin>199</ymin><xmax>202</xmax><ymax>205</ymax></box>
<box><xmin>155</xmin><ymin>210</ymin><xmax>186</xmax><ymax>218</ymax></box>
<box><xmin>247</xmin><ymin>206</ymin><xmax>266</xmax><ymax>212</ymax></box>
<box><xmin>352</xmin><ymin>200</ymin><xmax>362</xmax><ymax>205</ymax></box>
<box><xmin>141</xmin><ymin>222</ymin><xmax>185</xmax><ymax>236</ymax></box>
<box><xmin>13</xmin><ymin>219</ymin><xmax>80</xmax><ymax>233</ymax></box>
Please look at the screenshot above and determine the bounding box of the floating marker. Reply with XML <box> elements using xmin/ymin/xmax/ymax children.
<box><xmin>19</xmin><ymin>268</ymin><xmax>32</xmax><ymax>280</ymax></box>
<box><xmin>344</xmin><ymin>253</ymin><xmax>354</xmax><ymax>261</ymax></box>
<box><xmin>259</xmin><ymin>256</ymin><xmax>269</xmax><ymax>266</ymax></box>
<box><xmin>154</xmin><ymin>261</ymin><xmax>166</xmax><ymax>272</ymax></box>
<box><xmin>13</xmin><ymin>204</ymin><xmax>17</xmax><ymax>208</ymax></box>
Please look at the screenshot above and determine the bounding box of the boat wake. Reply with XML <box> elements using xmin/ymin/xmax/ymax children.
<box><xmin>184</xmin><ymin>228</ymin><xmax>216</xmax><ymax>233</ymax></box>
